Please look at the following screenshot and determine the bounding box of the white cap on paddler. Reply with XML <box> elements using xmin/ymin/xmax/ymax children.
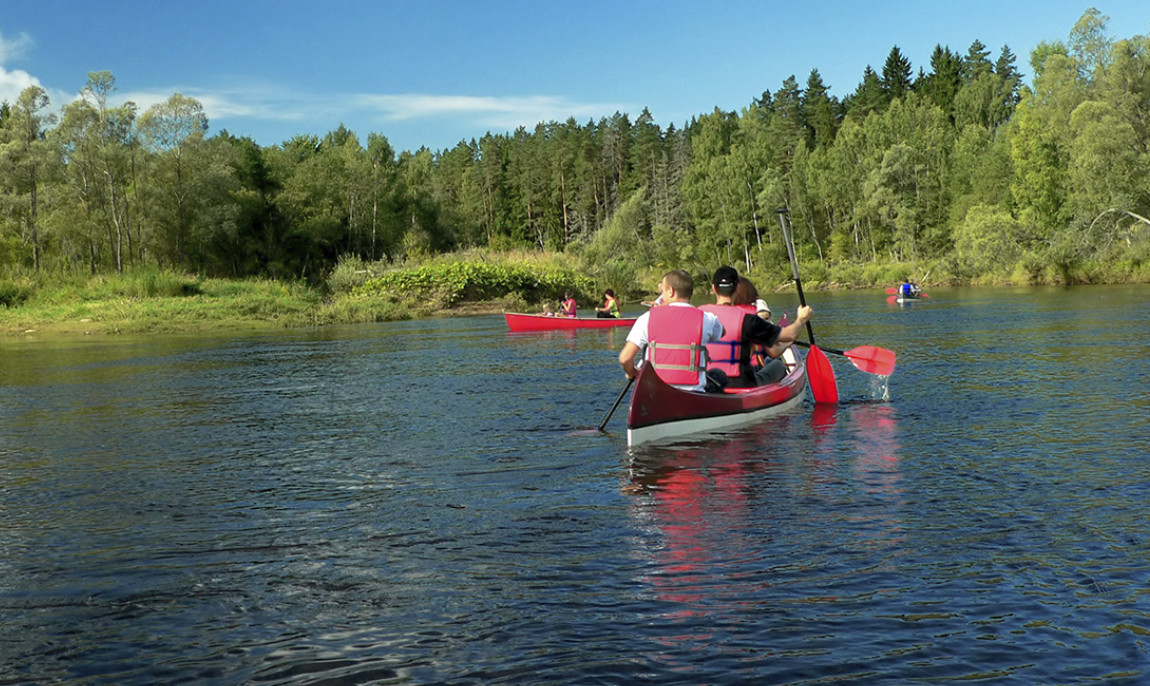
<box><xmin>754</xmin><ymin>299</ymin><xmax>771</xmax><ymax>316</ymax></box>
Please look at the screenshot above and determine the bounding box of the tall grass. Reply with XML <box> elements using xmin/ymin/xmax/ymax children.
<box><xmin>0</xmin><ymin>267</ymin><xmax>415</xmax><ymax>336</ymax></box>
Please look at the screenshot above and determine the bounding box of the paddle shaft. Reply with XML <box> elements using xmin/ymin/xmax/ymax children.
<box><xmin>792</xmin><ymin>340</ymin><xmax>844</xmax><ymax>356</ymax></box>
<box><xmin>598</xmin><ymin>377</ymin><xmax>634</xmax><ymax>431</ymax></box>
<box><xmin>792</xmin><ymin>340</ymin><xmax>896</xmax><ymax>376</ymax></box>
<box><xmin>777</xmin><ymin>210</ymin><xmax>817</xmax><ymax>345</ymax></box>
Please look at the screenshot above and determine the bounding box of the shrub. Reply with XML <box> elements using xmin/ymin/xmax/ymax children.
<box><xmin>137</xmin><ymin>269</ymin><xmax>203</xmax><ymax>297</ymax></box>
<box><xmin>0</xmin><ymin>279</ymin><xmax>34</xmax><ymax>308</ymax></box>
<box><xmin>327</xmin><ymin>255</ymin><xmax>370</xmax><ymax>295</ymax></box>
<box><xmin>354</xmin><ymin>259</ymin><xmax>596</xmax><ymax>306</ymax></box>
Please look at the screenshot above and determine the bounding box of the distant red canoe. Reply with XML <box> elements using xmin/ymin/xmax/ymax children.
<box><xmin>627</xmin><ymin>348</ymin><xmax>808</xmax><ymax>447</ymax></box>
<box><xmin>504</xmin><ymin>312</ymin><xmax>638</xmax><ymax>332</ymax></box>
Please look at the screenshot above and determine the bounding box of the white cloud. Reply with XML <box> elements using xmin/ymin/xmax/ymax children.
<box><xmin>0</xmin><ymin>31</ymin><xmax>72</xmax><ymax>113</ymax></box>
<box><xmin>0</xmin><ymin>30</ymin><xmax>38</xmax><ymax>102</ymax></box>
<box><xmin>109</xmin><ymin>86</ymin><xmax>631</xmax><ymax>143</ymax></box>
<box><xmin>0</xmin><ymin>65</ymin><xmax>42</xmax><ymax>104</ymax></box>
<box><xmin>37</xmin><ymin>76</ymin><xmax>632</xmax><ymax>149</ymax></box>
<box><xmin>0</xmin><ymin>30</ymin><xmax>34</xmax><ymax>63</ymax></box>
<box><xmin>349</xmin><ymin>93</ymin><xmax>630</xmax><ymax>129</ymax></box>
<box><xmin>113</xmin><ymin>85</ymin><xmax>323</xmax><ymax>123</ymax></box>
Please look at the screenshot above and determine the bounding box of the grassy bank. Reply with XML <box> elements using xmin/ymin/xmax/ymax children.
<box><xmin>0</xmin><ymin>253</ymin><xmax>593</xmax><ymax>337</ymax></box>
<box><xmin>3</xmin><ymin>249</ymin><xmax>1146</xmax><ymax>337</ymax></box>
<box><xmin>0</xmin><ymin>271</ymin><xmax>416</xmax><ymax>337</ymax></box>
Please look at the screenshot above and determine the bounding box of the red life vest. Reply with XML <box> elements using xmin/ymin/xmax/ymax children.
<box><xmin>561</xmin><ymin>298</ymin><xmax>577</xmax><ymax>317</ymax></box>
<box><xmin>698</xmin><ymin>304</ymin><xmax>755</xmax><ymax>376</ymax></box>
<box><xmin>647</xmin><ymin>305</ymin><xmax>707</xmax><ymax>386</ymax></box>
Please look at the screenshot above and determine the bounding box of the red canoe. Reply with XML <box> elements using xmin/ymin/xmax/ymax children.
<box><xmin>627</xmin><ymin>347</ymin><xmax>808</xmax><ymax>447</ymax></box>
<box><xmin>504</xmin><ymin>312</ymin><xmax>638</xmax><ymax>332</ymax></box>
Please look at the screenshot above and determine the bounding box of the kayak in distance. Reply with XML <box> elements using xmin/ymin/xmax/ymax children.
<box><xmin>626</xmin><ymin>347</ymin><xmax>808</xmax><ymax>447</ymax></box>
<box><xmin>504</xmin><ymin>312</ymin><xmax>638</xmax><ymax>332</ymax></box>
<box><xmin>885</xmin><ymin>287</ymin><xmax>930</xmax><ymax>305</ymax></box>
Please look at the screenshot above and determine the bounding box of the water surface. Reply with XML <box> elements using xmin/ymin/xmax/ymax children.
<box><xmin>2</xmin><ymin>285</ymin><xmax>1149</xmax><ymax>684</ymax></box>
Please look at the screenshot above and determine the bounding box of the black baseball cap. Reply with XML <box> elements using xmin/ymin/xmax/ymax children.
<box><xmin>712</xmin><ymin>266</ymin><xmax>739</xmax><ymax>289</ymax></box>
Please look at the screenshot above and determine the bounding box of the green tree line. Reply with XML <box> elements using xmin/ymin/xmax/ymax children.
<box><xmin>1</xmin><ymin>9</ymin><xmax>1147</xmax><ymax>291</ymax></box>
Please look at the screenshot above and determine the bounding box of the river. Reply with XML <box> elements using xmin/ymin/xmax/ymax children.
<box><xmin>1</xmin><ymin>284</ymin><xmax>1149</xmax><ymax>684</ymax></box>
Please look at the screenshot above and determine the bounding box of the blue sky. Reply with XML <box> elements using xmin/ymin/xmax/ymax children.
<box><xmin>2</xmin><ymin>1</ymin><xmax>1147</xmax><ymax>154</ymax></box>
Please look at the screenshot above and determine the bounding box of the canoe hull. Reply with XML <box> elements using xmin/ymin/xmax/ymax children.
<box><xmin>626</xmin><ymin>348</ymin><xmax>808</xmax><ymax>447</ymax></box>
<box><xmin>505</xmin><ymin>312</ymin><xmax>637</xmax><ymax>332</ymax></box>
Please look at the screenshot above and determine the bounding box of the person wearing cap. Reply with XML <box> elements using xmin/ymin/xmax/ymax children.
<box><xmin>754</xmin><ymin>299</ymin><xmax>771</xmax><ymax>322</ymax></box>
<box><xmin>700</xmin><ymin>266</ymin><xmax>812</xmax><ymax>388</ymax></box>
<box><xmin>618</xmin><ymin>270</ymin><xmax>725</xmax><ymax>392</ymax></box>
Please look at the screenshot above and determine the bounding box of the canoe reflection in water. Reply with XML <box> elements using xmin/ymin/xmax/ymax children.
<box><xmin>625</xmin><ymin>433</ymin><xmax>770</xmax><ymax>616</ymax></box>
<box><xmin>623</xmin><ymin>405</ymin><xmax>906</xmax><ymax>638</ymax></box>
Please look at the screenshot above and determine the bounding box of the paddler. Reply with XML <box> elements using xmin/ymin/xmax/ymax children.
<box><xmin>560</xmin><ymin>291</ymin><xmax>578</xmax><ymax>317</ymax></box>
<box><xmin>595</xmin><ymin>289</ymin><xmax>621</xmax><ymax>318</ymax></box>
<box><xmin>699</xmin><ymin>266</ymin><xmax>812</xmax><ymax>388</ymax></box>
<box><xmin>618</xmin><ymin>270</ymin><xmax>725</xmax><ymax>392</ymax></box>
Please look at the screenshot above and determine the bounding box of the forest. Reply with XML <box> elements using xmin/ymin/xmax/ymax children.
<box><xmin>0</xmin><ymin>8</ymin><xmax>1148</xmax><ymax>305</ymax></box>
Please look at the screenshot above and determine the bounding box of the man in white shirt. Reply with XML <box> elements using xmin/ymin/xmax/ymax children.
<box><xmin>618</xmin><ymin>270</ymin><xmax>724</xmax><ymax>392</ymax></box>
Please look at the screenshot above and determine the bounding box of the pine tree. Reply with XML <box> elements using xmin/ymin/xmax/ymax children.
<box><xmin>801</xmin><ymin>69</ymin><xmax>840</xmax><ymax>149</ymax></box>
<box><xmin>845</xmin><ymin>66</ymin><xmax>886</xmax><ymax>118</ymax></box>
<box><xmin>963</xmin><ymin>39</ymin><xmax>993</xmax><ymax>81</ymax></box>
<box><xmin>921</xmin><ymin>45</ymin><xmax>963</xmax><ymax>117</ymax></box>
<box><xmin>881</xmin><ymin>47</ymin><xmax>913</xmax><ymax>101</ymax></box>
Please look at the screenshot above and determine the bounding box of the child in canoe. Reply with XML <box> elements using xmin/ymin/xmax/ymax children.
<box><xmin>560</xmin><ymin>292</ymin><xmax>578</xmax><ymax>317</ymax></box>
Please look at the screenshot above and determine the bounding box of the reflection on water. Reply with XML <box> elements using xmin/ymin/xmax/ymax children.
<box><xmin>623</xmin><ymin>409</ymin><xmax>913</xmax><ymax>679</ymax></box>
<box><xmin>2</xmin><ymin>287</ymin><xmax>1150</xmax><ymax>683</ymax></box>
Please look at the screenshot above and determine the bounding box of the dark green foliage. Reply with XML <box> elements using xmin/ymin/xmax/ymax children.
<box><xmin>0</xmin><ymin>279</ymin><xmax>33</xmax><ymax>308</ymax></box>
<box><xmin>354</xmin><ymin>261</ymin><xmax>596</xmax><ymax>306</ymax></box>
<box><xmin>882</xmin><ymin>46</ymin><xmax>914</xmax><ymax>100</ymax></box>
<box><xmin>0</xmin><ymin>10</ymin><xmax>1146</xmax><ymax>291</ymax></box>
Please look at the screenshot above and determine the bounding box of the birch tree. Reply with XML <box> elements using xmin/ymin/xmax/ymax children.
<box><xmin>0</xmin><ymin>86</ymin><xmax>59</xmax><ymax>272</ymax></box>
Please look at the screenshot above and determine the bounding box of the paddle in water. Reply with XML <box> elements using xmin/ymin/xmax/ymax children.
<box><xmin>793</xmin><ymin>341</ymin><xmax>896</xmax><ymax>377</ymax></box>
<box><xmin>597</xmin><ymin>377</ymin><xmax>634</xmax><ymax>432</ymax></box>
<box><xmin>777</xmin><ymin>209</ymin><xmax>838</xmax><ymax>404</ymax></box>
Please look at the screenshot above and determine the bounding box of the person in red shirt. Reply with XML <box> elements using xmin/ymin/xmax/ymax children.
<box><xmin>559</xmin><ymin>291</ymin><xmax>577</xmax><ymax>317</ymax></box>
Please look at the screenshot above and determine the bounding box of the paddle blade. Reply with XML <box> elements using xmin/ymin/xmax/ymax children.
<box><xmin>843</xmin><ymin>345</ymin><xmax>896</xmax><ymax>376</ymax></box>
<box><xmin>886</xmin><ymin>295</ymin><xmax>898</xmax><ymax>304</ymax></box>
<box><xmin>885</xmin><ymin>287</ymin><xmax>898</xmax><ymax>294</ymax></box>
<box><xmin>805</xmin><ymin>345</ymin><xmax>838</xmax><ymax>404</ymax></box>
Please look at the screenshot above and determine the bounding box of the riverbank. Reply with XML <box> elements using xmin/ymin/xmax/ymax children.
<box><xmin>0</xmin><ymin>254</ymin><xmax>584</xmax><ymax>337</ymax></box>
<box><xmin>0</xmin><ymin>273</ymin><xmax>419</xmax><ymax>337</ymax></box>
<box><xmin>3</xmin><ymin>250</ymin><xmax>1140</xmax><ymax>337</ymax></box>
<box><xmin>0</xmin><ymin>298</ymin><xmax>512</xmax><ymax>337</ymax></box>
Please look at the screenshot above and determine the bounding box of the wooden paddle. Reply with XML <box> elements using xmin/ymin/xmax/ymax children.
<box><xmin>792</xmin><ymin>341</ymin><xmax>896</xmax><ymax>376</ymax></box>
<box><xmin>597</xmin><ymin>377</ymin><xmax>634</xmax><ymax>431</ymax></box>
<box><xmin>777</xmin><ymin>209</ymin><xmax>838</xmax><ymax>404</ymax></box>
